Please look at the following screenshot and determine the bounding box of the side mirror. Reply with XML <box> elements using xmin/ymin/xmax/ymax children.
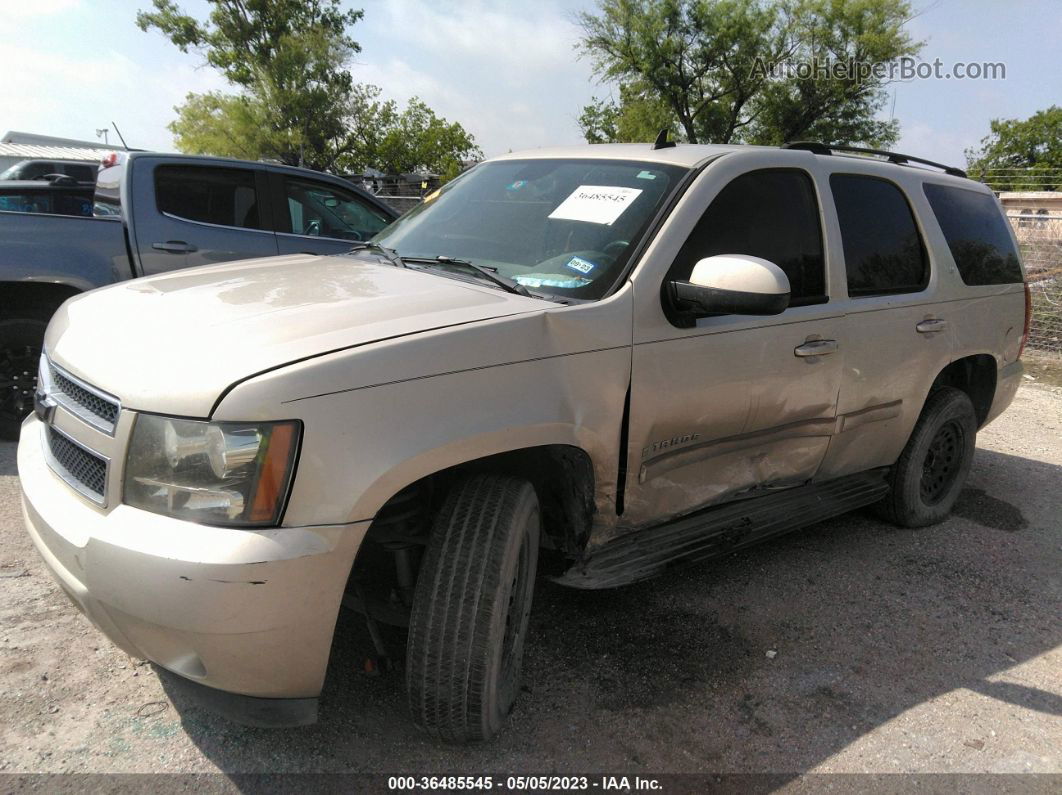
<box><xmin>667</xmin><ymin>254</ymin><xmax>790</xmax><ymax>326</ymax></box>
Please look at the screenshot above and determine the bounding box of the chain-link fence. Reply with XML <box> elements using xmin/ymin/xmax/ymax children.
<box><xmin>1003</xmin><ymin>210</ymin><xmax>1062</xmax><ymax>357</ymax></box>
<box><xmin>975</xmin><ymin>168</ymin><xmax>1061</xmax><ymax>358</ymax></box>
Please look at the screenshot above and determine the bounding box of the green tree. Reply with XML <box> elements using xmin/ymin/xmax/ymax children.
<box><xmin>579</xmin><ymin>82</ymin><xmax>679</xmax><ymax>144</ymax></box>
<box><xmin>138</xmin><ymin>1</ymin><xmax>481</xmax><ymax>176</ymax></box>
<box><xmin>577</xmin><ymin>0</ymin><xmax>920</xmax><ymax>147</ymax></box>
<box><xmin>338</xmin><ymin>85</ymin><xmax>482</xmax><ymax>177</ymax></box>
<box><xmin>966</xmin><ymin>107</ymin><xmax>1062</xmax><ymax>191</ymax></box>
<box><xmin>138</xmin><ymin>0</ymin><xmax>362</xmax><ymax>169</ymax></box>
<box><xmin>167</xmin><ymin>91</ymin><xmax>293</xmax><ymax>162</ymax></box>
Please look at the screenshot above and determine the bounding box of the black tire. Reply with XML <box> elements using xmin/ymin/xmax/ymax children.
<box><xmin>0</xmin><ymin>317</ymin><xmax>48</xmax><ymax>441</ymax></box>
<box><xmin>406</xmin><ymin>474</ymin><xmax>540</xmax><ymax>742</ymax></box>
<box><xmin>876</xmin><ymin>387</ymin><xmax>977</xmax><ymax>528</ymax></box>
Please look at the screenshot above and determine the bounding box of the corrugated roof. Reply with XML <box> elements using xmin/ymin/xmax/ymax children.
<box><xmin>0</xmin><ymin>142</ymin><xmax>116</xmax><ymax>161</ymax></box>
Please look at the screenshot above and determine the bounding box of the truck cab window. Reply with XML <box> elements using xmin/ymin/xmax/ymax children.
<box><xmin>282</xmin><ymin>178</ymin><xmax>392</xmax><ymax>241</ymax></box>
<box><xmin>155</xmin><ymin>165</ymin><xmax>262</xmax><ymax>230</ymax></box>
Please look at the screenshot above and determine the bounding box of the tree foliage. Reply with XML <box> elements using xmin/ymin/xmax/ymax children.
<box><xmin>966</xmin><ymin>106</ymin><xmax>1062</xmax><ymax>191</ymax></box>
<box><xmin>138</xmin><ymin>0</ymin><xmax>480</xmax><ymax>175</ymax></box>
<box><xmin>579</xmin><ymin>82</ymin><xmax>679</xmax><ymax>144</ymax></box>
<box><xmin>340</xmin><ymin>85</ymin><xmax>482</xmax><ymax>177</ymax></box>
<box><xmin>577</xmin><ymin>0</ymin><xmax>920</xmax><ymax>147</ymax></box>
<box><xmin>167</xmin><ymin>91</ymin><xmax>285</xmax><ymax>162</ymax></box>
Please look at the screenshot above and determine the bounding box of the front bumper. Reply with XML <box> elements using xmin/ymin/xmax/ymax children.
<box><xmin>18</xmin><ymin>415</ymin><xmax>368</xmax><ymax>724</ymax></box>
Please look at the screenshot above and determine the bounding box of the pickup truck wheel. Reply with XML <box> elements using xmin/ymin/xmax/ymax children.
<box><xmin>0</xmin><ymin>318</ymin><xmax>47</xmax><ymax>440</ymax></box>
<box><xmin>406</xmin><ymin>475</ymin><xmax>540</xmax><ymax>742</ymax></box>
<box><xmin>876</xmin><ymin>387</ymin><xmax>977</xmax><ymax>528</ymax></box>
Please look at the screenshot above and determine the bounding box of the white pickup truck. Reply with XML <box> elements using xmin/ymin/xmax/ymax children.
<box><xmin>19</xmin><ymin>141</ymin><xmax>1027</xmax><ymax>740</ymax></box>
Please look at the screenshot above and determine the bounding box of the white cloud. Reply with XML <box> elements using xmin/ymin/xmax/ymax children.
<box><xmin>897</xmin><ymin>121</ymin><xmax>977</xmax><ymax>167</ymax></box>
<box><xmin>0</xmin><ymin>41</ymin><xmax>227</xmax><ymax>151</ymax></box>
<box><xmin>5</xmin><ymin>0</ymin><xmax>80</xmax><ymax>19</ymax></box>
<box><xmin>354</xmin><ymin>0</ymin><xmax>597</xmax><ymax>155</ymax></box>
<box><xmin>372</xmin><ymin>0</ymin><xmax>580</xmax><ymax>71</ymax></box>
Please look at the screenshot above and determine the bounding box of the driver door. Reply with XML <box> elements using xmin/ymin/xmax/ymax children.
<box><xmin>622</xmin><ymin>163</ymin><xmax>845</xmax><ymax>528</ymax></box>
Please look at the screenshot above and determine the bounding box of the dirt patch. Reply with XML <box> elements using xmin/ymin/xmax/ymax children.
<box><xmin>1021</xmin><ymin>352</ymin><xmax>1062</xmax><ymax>387</ymax></box>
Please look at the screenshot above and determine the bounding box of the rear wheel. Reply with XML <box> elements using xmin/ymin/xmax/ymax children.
<box><xmin>406</xmin><ymin>475</ymin><xmax>540</xmax><ymax>742</ymax></box>
<box><xmin>0</xmin><ymin>318</ymin><xmax>48</xmax><ymax>441</ymax></box>
<box><xmin>876</xmin><ymin>387</ymin><xmax>977</xmax><ymax>527</ymax></box>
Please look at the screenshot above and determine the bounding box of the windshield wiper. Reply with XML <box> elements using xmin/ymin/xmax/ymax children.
<box><xmin>346</xmin><ymin>242</ymin><xmax>406</xmax><ymax>269</ymax></box>
<box><xmin>402</xmin><ymin>255</ymin><xmax>533</xmax><ymax>298</ymax></box>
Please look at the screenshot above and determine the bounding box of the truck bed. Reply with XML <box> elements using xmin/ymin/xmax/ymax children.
<box><xmin>0</xmin><ymin>212</ymin><xmax>131</xmax><ymax>292</ymax></box>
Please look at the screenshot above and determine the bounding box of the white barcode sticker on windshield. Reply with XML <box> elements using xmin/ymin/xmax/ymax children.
<box><xmin>548</xmin><ymin>185</ymin><xmax>643</xmax><ymax>226</ymax></box>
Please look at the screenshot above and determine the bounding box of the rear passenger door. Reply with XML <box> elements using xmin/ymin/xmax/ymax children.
<box><xmin>817</xmin><ymin>172</ymin><xmax>954</xmax><ymax>478</ymax></box>
<box><xmin>132</xmin><ymin>161</ymin><xmax>278</xmax><ymax>276</ymax></box>
<box><xmin>270</xmin><ymin>172</ymin><xmax>395</xmax><ymax>256</ymax></box>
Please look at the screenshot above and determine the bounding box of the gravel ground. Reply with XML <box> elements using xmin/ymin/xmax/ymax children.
<box><xmin>1</xmin><ymin>384</ymin><xmax>1060</xmax><ymax>780</ymax></box>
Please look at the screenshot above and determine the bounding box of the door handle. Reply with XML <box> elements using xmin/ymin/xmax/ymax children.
<box><xmin>794</xmin><ymin>339</ymin><xmax>839</xmax><ymax>357</ymax></box>
<box><xmin>152</xmin><ymin>240</ymin><xmax>197</xmax><ymax>253</ymax></box>
<box><xmin>916</xmin><ymin>318</ymin><xmax>948</xmax><ymax>333</ymax></box>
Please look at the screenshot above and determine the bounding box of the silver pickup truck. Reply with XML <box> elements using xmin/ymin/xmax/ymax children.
<box><xmin>0</xmin><ymin>152</ymin><xmax>397</xmax><ymax>438</ymax></box>
<box><xmin>18</xmin><ymin>141</ymin><xmax>1027</xmax><ymax>741</ymax></box>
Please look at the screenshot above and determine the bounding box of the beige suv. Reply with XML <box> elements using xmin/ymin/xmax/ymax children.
<box><xmin>18</xmin><ymin>141</ymin><xmax>1028</xmax><ymax>740</ymax></box>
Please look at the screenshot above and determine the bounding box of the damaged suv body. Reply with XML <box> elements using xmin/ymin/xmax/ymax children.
<box><xmin>19</xmin><ymin>142</ymin><xmax>1028</xmax><ymax>739</ymax></box>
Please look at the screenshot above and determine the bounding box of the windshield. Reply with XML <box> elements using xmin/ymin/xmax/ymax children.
<box><xmin>372</xmin><ymin>158</ymin><xmax>688</xmax><ymax>300</ymax></box>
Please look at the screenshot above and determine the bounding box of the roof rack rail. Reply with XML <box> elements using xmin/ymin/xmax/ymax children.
<box><xmin>782</xmin><ymin>141</ymin><xmax>967</xmax><ymax>178</ymax></box>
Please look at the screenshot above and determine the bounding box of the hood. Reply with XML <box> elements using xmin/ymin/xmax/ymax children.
<box><xmin>47</xmin><ymin>253</ymin><xmax>543</xmax><ymax>417</ymax></box>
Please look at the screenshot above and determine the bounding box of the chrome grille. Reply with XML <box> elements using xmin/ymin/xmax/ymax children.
<box><xmin>47</xmin><ymin>361</ymin><xmax>120</xmax><ymax>434</ymax></box>
<box><xmin>45</xmin><ymin>426</ymin><xmax>108</xmax><ymax>504</ymax></box>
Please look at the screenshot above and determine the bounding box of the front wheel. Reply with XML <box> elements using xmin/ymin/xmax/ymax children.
<box><xmin>0</xmin><ymin>318</ymin><xmax>48</xmax><ymax>441</ymax></box>
<box><xmin>406</xmin><ymin>475</ymin><xmax>540</xmax><ymax>742</ymax></box>
<box><xmin>876</xmin><ymin>387</ymin><xmax>977</xmax><ymax>528</ymax></box>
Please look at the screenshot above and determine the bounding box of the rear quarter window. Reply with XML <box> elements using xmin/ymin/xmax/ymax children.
<box><xmin>922</xmin><ymin>183</ymin><xmax>1023</xmax><ymax>285</ymax></box>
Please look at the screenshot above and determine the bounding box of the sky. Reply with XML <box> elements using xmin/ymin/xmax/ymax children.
<box><xmin>2</xmin><ymin>0</ymin><xmax>1060</xmax><ymax>168</ymax></box>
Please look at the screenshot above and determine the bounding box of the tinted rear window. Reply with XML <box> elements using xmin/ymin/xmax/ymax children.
<box><xmin>0</xmin><ymin>189</ymin><xmax>93</xmax><ymax>217</ymax></box>
<box><xmin>830</xmin><ymin>174</ymin><xmax>928</xmax><ymax>297</ymax></box>
<box><xmin>923</xmin><ymin>183</ymin><xmax>1022</xmax><ymax>285</ymax></box>
<box><xmin>63</xmin><ymin>164</ymin><xmax>97</xmax><ymax>183</ymax></box>
<box><xmin>7</xmin><ymin>162</ymin><xmax>57</xmax><ymax>180</ymax></box>
<box><xmin>155</xmin><ymin>165</ymin><xmax>261</xmax><ymax>229</ymax></box>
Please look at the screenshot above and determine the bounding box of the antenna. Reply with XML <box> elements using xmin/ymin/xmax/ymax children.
<box><xmin>111</xmin><ymin>121</ymin><xmax>129</xmax><ymax>151</ymax></box>
<box><xmin>652</xmin><ymin>129</ymin><xmax>676</xmax><ymax>150</ymax></box>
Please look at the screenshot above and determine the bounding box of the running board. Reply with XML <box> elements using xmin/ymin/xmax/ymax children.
<box><xmin>554</xmin><ymin>469</ymin><xmax>889</xmax><ymax>590</ymax></box>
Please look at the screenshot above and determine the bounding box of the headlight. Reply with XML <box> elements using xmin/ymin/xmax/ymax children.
<box><xmin>124</xmin><ymin>415</ymin><xmax>300</xmax><ymax>527</ymax></box>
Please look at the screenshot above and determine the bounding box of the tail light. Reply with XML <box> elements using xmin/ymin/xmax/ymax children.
<box><xmin>1017</xmin><ymin>282</ymin><xmax>1032</xmax><ymax>360</ymax></box>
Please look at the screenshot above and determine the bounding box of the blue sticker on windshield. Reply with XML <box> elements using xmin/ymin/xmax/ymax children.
<box><xmin>566</xmin><ymin>256</ymin><xmax>597</xmax><ymax>275</ymax></box>
<box><xmin>506</xmin><ymin>180</ymin><xmax>527</xmax><ymax>191</ymax></box>
<box><xmin>636</xmin><ymin>170</ymin><xmax>657</xmax><ymax>180</ymax></box>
